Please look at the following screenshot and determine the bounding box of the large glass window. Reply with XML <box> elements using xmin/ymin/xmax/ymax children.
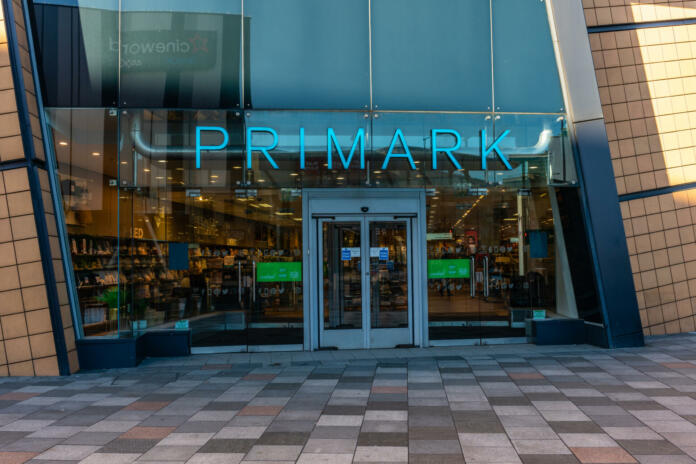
<box><xmin>32</xmin><ymin>1</ymin><xmax>119</xmax><ymax>107</ymax></box>
<box><xmin>371</xmin><ymin>0</ymin><xmax>492</xmax><ymax>111</ymax></box>
<box><xmin>119</xmin><ymin>1</ymin><xmax>242</xmax><ymax>108</ymax></box>
<box><xmin>492</xmin><ymin>0</ymin><xmax>564</xmax><ymax>113</ymax></box>
<box><xmin>46</xmin><ymin>108</ymin><xmax>119</xmax><ymax>336</ymax></box>
<box><xmin>244</xmin><ymin>0</ymin><xmax>370</xmax><ymax>110</ymax></box>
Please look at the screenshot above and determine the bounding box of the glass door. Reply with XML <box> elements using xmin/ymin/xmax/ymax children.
<box><xmin>319</xmin><ymin>218</ymin><xmax>364</xmax><ymax>349</ymax></box>
<box><xmin>368</xmin><ymin>218</ymin><xmax>412</xmax><ymax>348</ymax></box>
<box><xmin>318</xmin><ymin>216</ymin><xmax>412</xmax><ymax>349</ymax></box>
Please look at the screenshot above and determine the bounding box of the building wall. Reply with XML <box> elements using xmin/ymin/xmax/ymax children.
<box><xmin>0</xmin><ymin>0</ymin><xmax>77</xmax><ymax>375</ymax></box>
<box><xmin>583</xmin><ymin>0</ymin><xmax>696</xmax><ymax>335</ymax></box>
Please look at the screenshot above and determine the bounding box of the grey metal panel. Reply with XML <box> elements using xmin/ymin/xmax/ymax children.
<box><xmin>573</xmin><ymin>119</ymin><xmax>643</xmax><ymax>348</ymax></box>
<box><xmin>546</xmin><ymin>0</ymin><xmax>603</xmax><ymax>123</ymax></box>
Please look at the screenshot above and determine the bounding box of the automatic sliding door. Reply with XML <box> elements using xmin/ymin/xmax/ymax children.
<box><xmin>368</xmin><ymin>219</ymin><xmax>412</xmax><ymax>348</ymax></box>
<box><xmin>319</xmin><ymin>219</ymin><xmax>364</xmax><ymax>349</ymax></box>
<box><xmin>317</xmin><ymin>215</ymin><xmax>414</xmax><ymax>349</ymax></box>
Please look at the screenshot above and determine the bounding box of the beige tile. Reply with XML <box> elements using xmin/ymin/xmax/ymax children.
<box><xmin>56</xmin><ymin>282</ymin><xmax>68</xmax><ymax>306</ymax></box>
<box><xmin>0</xmin><ymin>343</ymin><xmax>7</xmax><ymax>366</ymax></box>
<box><xmin>13</xmin><ymin>238</ymin><xmax>40</xmax><ymax>264</ymax></box>
<box><xmin>29</xmin><ymin>333</ymin><xmax>55</xmax><ymax>359</ymax></box>
<box><xmin>63</xmin><ymin>326</ymin><xmax>75</xmax><ymax>352</ymax></box>
<box><xmin>52</xmin><ymin>259</ymin><xmax>64</xmax><ymax>283</ymax></box>
<box><xmin>0</xmin><ymin>113</ymin><xmax>20</xmax><ymax>138</ymax></box>
<box><xmin>0</xmin><ymin>265</ymin><xmax>19</xmax><ymax>292</ymax></box>
<box><xmin>0</xmin><ymin>88</ymin><xmax>17</xmax><ymax>115</ymax></box>
<box><xmin>0</xmin><ymin>135</ymin><xmax>24</xmax><ymax>161</ymax></box>
<box><xmin>0</xmin><ymin>289</ymin><xmax>22</xmax><ymax>316</ymax></box>
<box><xmin>9</xmin><ymin>215</ymin><xmax>35</xmax><ymax>240</ymax></box>
<box><xmin>1</xmin><ymin>313</ymin><xmax>26</xmax><ymax>339</ymax></box>
<box><xmin>8</xmin><ymin>360</ymin><xmax>34</xmax><ymax>377</ymax></box>
<box><xmin>0</xmin><ymin>195</ymin><xmax>8</xmax><ymax>219</ymax></box>
<box><xmin>2</xmin><ymin>169</ymin><xmax>28</xmax><ymax>193</ymax></box>
<box><xmin>6</xmin><ymin>191</ymin><xmax>32</xmax><ymax>217</ymax></box>
<box><xmin>0</xmin><ymin>218</ymin><xmax>10</xmax><ymax>243</ymax></box>
<box><xmin>59</xmin><ymin>305</ymin><xmax>71</xmax><ymax>329</ymax></box>
<box><xmin>33</xmin><ymin>356</ymin><xmax>58</xmax><ymax>376</ymax></box>
<box><xmin>17</xmin><ymin>261</ymin><xmax>43</xmax><ymax>288</ymax></box>
<box><xmin>21</xmin><ymin>285</ymin><xmax>47</xmax><ymax>311</ymax></box>
<box><xmin>5</xmin><ymin>336</ymin><xmax>31</xmax><ymax>364</ymax></box>
<box><xmin>0</xmin><ymin>242</ymin><xmax>15</xmax><ymax>267</ymax></box>
<box><xmin>25</xmin><ymin>309</ymin><xmax>51</xmax><ymax>335</ymax></box>
<box><xmin>67</xmin><ymin>348</ymin><xmax>79</xmax><ymax>373</ymax></box>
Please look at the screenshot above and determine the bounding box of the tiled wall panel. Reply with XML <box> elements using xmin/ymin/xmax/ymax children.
<box><xmin>0</xmin><ymin>1</ymin><xmax>77</xmax><ymax>375</ymax></box>
<box><xmin>584</xmin><ymin>0</ymin><xmax>696</xmax><ymax>27</ymax></box>
<box><xmin>0</xmin><ymin>168</ymin><xmax>58</xmax><ymax>375</ymax></box>
<box><xmin>587</xmin><ymin>3</ymin><xmax>696</xmax><ymax>336</ymax></box>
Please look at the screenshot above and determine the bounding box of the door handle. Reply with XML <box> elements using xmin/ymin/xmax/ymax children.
<box><xmin>483</xmin><ymin>256</ymin><xmax>490</xmax><ymax>298</ymax></box>
<box><xmin>470</xmin><ymin>256</ymin><xmax>475</xmax><ymax>297</ymax></box>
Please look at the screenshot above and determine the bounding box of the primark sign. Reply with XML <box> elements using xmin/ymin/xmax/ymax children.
<box><xmin>195</xmin><ymin>127</ymin><xmax>513</xmax><ymax>171</ymax></box>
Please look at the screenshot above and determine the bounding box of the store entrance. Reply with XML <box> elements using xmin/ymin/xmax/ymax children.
<box><xmin>318</xmin><ymin>216</ymin><xmax>412</xmax><ymax>349</ymax></box>
<box><xmin>306</xmin><ymin>190</ymin><xmax>425</xmax><ymax>350</ymax></box>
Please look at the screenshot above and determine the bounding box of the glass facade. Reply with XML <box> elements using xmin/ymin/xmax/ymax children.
<box><xmin>31</xmin><ymin>0</ymin><xmax>579</xmax><ymax>348</ymax></box>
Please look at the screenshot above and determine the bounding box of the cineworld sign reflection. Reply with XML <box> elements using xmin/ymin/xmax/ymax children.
<box><xmin>194</xmin><ymin>127</ymin><xmax>514</xmax><ymax>171</ymax></box>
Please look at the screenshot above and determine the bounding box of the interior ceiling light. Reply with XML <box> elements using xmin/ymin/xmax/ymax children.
<box><xmin>258</xmin><ymin>203</ymin><xmax>272</xmax><ymax>208</ymax></box>
<box><xmin>92</xmin><ymin>152</ymin><xmax>100</xmax><ymax>156</ymax></box>
<box><xmin>58</xmin><ymin>141</ymin><xmax>68</xmax><ymax>146</ymax></box>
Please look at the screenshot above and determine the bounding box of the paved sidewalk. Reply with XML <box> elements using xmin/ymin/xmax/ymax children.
<box><xmin>4</xmin><ymin>337</ymin><xmax>696</xmax><ymax>463</ymax></box>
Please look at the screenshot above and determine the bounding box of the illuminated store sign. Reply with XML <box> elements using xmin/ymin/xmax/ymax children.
<box><xmin>195</xmin><ymin>127</ymin><xmax>512</xmax><ymax>171</ymax></box>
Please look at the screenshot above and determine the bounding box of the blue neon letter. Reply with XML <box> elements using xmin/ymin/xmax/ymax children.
<box><xmin>431</xmin><ymin>129</ymin><xmax>462</xmax><ymax>170</ymax></box>
<box><xmin>196</xmin><ymin>126</ymin><xmax>229</xmax><ymax>169</ymax></box>
<box><xmin>327</xmin><ymin>128</ymin><xmax>365</xmax><ymax>169</ymax></box>
<box><xmin>481</xmin><ymin>129</ymin><xmax>512</xmax><ymax>170</ymax></box>
<box><xmin>300</xmin><ymin>127</ymin><xmax>305</xmax><ymax>169</ymax></box>
<box><xmin>246</xmin><ymin>127</ymin><xmax>279</xmax><ymax>169</ymax></box>
<box><xmin>382</xmin><ymin>129</ymin><xmax>416</xmax><ymax>170</ymax></box>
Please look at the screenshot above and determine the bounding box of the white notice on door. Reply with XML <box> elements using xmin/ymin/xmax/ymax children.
<box><xmin>348</xmin><ymin>247</ymin><xmax>360</xmax><ymax>258</ymax></box>
<box><xmin>370</xmin><ymin>247</ymin><xmax>380</xmax><ymax>257</ymax></box>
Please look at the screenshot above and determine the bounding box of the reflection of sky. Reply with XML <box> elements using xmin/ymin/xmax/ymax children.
<box><xmin>34</xmin><ymin>0</ymin><xmax>241</xmax><ymax>13</ymax></box>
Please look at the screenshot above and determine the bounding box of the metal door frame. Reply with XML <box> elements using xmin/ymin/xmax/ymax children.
<box><xmin>303</xmin><ymin>189</ymin><xmax>427</xmax><ymax>350</ymax></box>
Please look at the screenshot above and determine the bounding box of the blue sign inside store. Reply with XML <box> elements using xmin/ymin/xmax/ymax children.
<box><xmin>195</xmin><ymin>126</ymin><xmax>513</xmax><ymax>171</ymax></box>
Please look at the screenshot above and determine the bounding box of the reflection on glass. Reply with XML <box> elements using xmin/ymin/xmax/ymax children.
<box><xmin>119</xmin><ymin>1</ymin><xmax>242</xmax><ymax>108</ymax></box>
<box><xmin>323</xmin><ymin>222</ymin><xmax>362</xmax><ymax>329</ymax></box>
<box><xmin>46</xmin><ymin>109</ymin><xmax>120</xmax><ymax>336</ymax></box>
<box><xmin>493</xmin><ymin>114</ymin><xmax>575</xmax><ymax>186</ymax></box>
<box><xmin>369</xmin><ymin>221</ymin><xmax>408</xmax><ymax>328</ymax></box>
<box><xmin>245</xmin><ymin>0</ymin><xmax>369</xmax><ymax>109</ymax></box>
<box><xmin>33</xmin><ymin>1</ymin><xmax>119</xmax><ymax>107</ymax></box>
<box><xmin>371</xmin><ymin>0</ymin><xmax>492</xmax><ymax>111</ymax></box>
<box><xmin>492</xmin><ymin>0</ymin><xmax>564</xmax><ymax>113</ymax></box>
<box><xmin>427</xmin><ymin>184</ymin><xmax>556</xmax><ymax>340</ymax></box>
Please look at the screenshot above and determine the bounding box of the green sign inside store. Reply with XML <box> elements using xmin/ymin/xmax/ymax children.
<box><xmin>427</xmin><ymin>259</ymin><xmax>471</xmax><ymax>279</ymax></box>
<box><xmin>256</xmin><ymin>262</ymin><xmax>302</xmax><ymax>282</ymax></box>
